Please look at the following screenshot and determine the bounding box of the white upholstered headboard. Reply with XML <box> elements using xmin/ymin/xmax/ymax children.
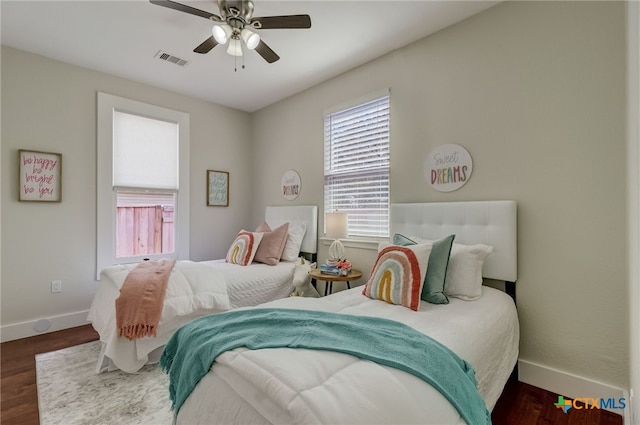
<box><xmin>265</xmin><ymin>205</ymin><xmax>318</xmax><ymax>255</ymax></box>
<box><xmin>390</xmin><ymin>201</ymin><xmax>517</xmax><ymax>282</ymax></box>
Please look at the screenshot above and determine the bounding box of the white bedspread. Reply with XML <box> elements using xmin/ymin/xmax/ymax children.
<box><xmin>89</xmin><ymin>260</ymin><xmax>297</xmax><ymax>373</ymax></box>
<box><xmin>177</xmin><ymin>286</ymin><xmax>519</xmax><ymax>425</ymax></box>
<box><xmin>88</xmin><ymin>260</ymin><xmax>231</xmax><ymax>373</ymax></box>
<box><xmin>198</xmin><ymin>259</ymin><xmax>298</xmax><ymax>308</ymax></box>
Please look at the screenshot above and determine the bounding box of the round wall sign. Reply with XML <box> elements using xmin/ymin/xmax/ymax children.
<box><xmin>281</xmin><ymin>170</ymin><xmax>301</xmax><ymax>200</ymax></box>
<box><xmin>424</xmin><ymin>144</ymin><xmax>473</xmax><ymax>192</ymax></box>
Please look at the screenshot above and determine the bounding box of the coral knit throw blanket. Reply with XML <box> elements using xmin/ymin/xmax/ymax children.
<box><xmin>116</xmin><ymin>259</ymin><xmax>176</xmax><ymax>341</ymax></box>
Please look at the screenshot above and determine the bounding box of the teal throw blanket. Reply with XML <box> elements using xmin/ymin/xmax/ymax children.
<box><xmin>160</xmin><ymin>308</ymin><xmax>490</xmax><ymax>425</ymax></box>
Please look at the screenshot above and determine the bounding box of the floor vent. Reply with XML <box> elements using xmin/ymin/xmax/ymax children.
<box><xmin>154</xmin><ymin>50</ymin><xmax>189</xmax><ymax>67</ymax></box>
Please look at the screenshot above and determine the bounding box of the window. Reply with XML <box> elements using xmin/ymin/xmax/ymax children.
<box><xmin>115</xmin><ymin>191</ymin><xmax>175</xmax><ymax>258</ymax></box>
<box><xmin>324</xmin><ymin>91</ymin><xmax>390</xmax><ymax>239</ymax></box>
<box><xmin>97</xmin><ymin>93</ymin><xmax>190</xmax><ymax>278</ymax></box>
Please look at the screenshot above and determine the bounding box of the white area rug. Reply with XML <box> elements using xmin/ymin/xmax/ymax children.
<box><xmin>36</xmin><ymin>341</ymin><xmax>173</xmax><ymax>425</ymax></box>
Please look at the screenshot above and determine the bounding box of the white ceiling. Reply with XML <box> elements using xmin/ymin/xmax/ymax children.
<box><xmin>1</xmin><ymin>0</ymin><xmax>499</xmax><ymax>112</ymax></box>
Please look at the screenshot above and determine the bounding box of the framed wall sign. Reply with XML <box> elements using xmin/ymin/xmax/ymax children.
<box><xmin>424</xmin><ymin>144</ymin><xmax>473</xmax><ymax>192</ymax></box>
<box><xmin>281</xmin><ymin>169</ymin><xmax>301</xmax><ymax>200</ymax></box>
<box><xmin>207</xmin><ymin>170</ymin><xmax>229</xmax><ymax>206</ymax></box>
<box><xmin>19</xmin><ymin>149</ymin><xmax>62</xmax><ymax>202</ymax></box>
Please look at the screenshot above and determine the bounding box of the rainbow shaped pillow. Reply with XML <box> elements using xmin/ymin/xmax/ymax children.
<box><xmin>362</xmin><ymin>242</ymin><xmax>432</xmax><ymax>311</ymax></box>
<box><xmin>226</xmin><ymin>230</ymin><xmax>264</xmax><ymax>266</ymax></box>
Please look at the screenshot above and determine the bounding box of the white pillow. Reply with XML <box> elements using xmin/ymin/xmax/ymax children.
<box><xmin>280</xmin><ymin>221</ymin><xmax>307</xmax><ymax>262</ymax></box>
<box><xmin>444</xmin><ymin>243</ymin><xmax>493</xmax><ymax>301</ymax></box>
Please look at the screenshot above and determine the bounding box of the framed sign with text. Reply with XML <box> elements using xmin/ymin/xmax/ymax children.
<box><xmin>207</xmin><ymin>170</ymin><xmax>229</xmax><ymax>206</ymax></box>
<box><xmin>281</xmin><ymin>169</ymin><xmax>301</xmax><ymax>200</ymax></box>
<box><xmin>19</xmin><ymin>149</ymin><xmax>62</xmax><ymax>202</ymax></box>
<box><xmin>424</xmin><ymin>144</ymin><xmax>473</xmax><ymax>192</ymax></box>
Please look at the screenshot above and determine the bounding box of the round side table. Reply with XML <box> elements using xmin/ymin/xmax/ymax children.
<box><xmin>308</xmin><ymin>269</ymin><xmax>363</xmax><ymax>296</ymax></box>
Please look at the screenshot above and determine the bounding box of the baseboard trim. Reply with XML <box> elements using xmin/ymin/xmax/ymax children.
<box><xmin>0</xmin><ymin>310</ymin><xmax>91</xmax><ymax>343</ymax></box>
<box><xmin>518</xmin><ymin>359</ymin><xmax>628</xmax><ymax>417</ymax></box>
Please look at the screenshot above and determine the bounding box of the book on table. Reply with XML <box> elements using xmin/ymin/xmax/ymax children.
<box><xmin>319</xmin><ymin>264</ymin><xmax>341</xmax><ymax>276</ymax></box>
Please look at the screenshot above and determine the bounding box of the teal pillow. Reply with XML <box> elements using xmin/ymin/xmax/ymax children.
<box><xmin>392</xmin><ymin>233</ymin><xmax>455</xmax><ymax>304</ymax></box>
<box><xmin>392</xmin><ymin>233</ymin><xmax>416</xmax><ymax>246</ymax></box>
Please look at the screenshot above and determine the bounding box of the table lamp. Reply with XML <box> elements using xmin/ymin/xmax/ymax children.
<box><xmin>325</xmin><ymin>212</ymin><xmax>348</xmax><ymax>264</ymax></box>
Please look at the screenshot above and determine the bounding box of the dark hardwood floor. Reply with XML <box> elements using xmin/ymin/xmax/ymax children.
<box><xmin>492</xmin><ymin>372</ymin><xmax>623</xmax><ymax>425</ymax></box>
<box><xmin>0</xmin><ymin>325</ymin><xmax>624</xmax><ymax>425</ymax></box>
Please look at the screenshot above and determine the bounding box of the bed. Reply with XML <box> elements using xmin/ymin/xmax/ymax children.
<box><xmin>162</xmin><ymin>200</ymin><xmax>519</xmax><ymax>425</ymax></box>
<box><xmin>87</xmin><ymin>205</ymin><xmax>318</xmax><ymax>373</ymax></box>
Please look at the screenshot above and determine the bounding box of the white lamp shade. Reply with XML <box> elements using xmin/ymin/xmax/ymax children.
<box><xmin>241</xmin><ymin>28</ymin><xmax>260</xmax><ymax>50</ymax></box>
<box><xmin>326</xmin><ymin>212</ymin><xmax>348</xmax><ymax>239</ymax></box>
<box><xmin>212</xmin><ymin>24</ymin><xmax>232</xmax><ymax>44</ymax></box>
<box><xmin>226</xmin><ymin>39</ymin><xmax>243</xmax><ymax>56</ymax></box>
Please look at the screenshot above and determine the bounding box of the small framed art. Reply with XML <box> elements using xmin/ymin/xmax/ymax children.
<box><xmin>207</xmin><ymin>170</ymin><xmax>229</xmax><ymax>206</ymax></box>
<box><xmin>19</xmin><ymin>149</ymin><xmax>62</xmax><ymax>202</ymax></box>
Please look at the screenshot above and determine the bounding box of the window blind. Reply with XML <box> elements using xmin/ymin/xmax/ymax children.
<box><xmin>324</xmin><ymin>94</ymin><xmax>390</xmax><ymax>238</ymax></box>
<box><xmin>113</xmin><ymin>111</ymin><xmax>179</xmax><ymax>190</ymax></box>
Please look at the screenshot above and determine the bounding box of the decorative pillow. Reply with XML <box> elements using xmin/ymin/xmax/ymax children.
<box><xmin>393</xmin><ymin>233</ymin><xmax>455</xmax><ymax>304</ymax></box>
<box><xmin>225</xmin><ymin>230</ymin><xmax>264</xmax><ymax>266</ymax></box>
<box><xmin>392</xmin><ymin>233</ymin><xmax>416</xmax><ymax>246</ymax></box>
<box><xmin>253</xmin><ymin>222</ymin><xmax>289</xmax><ymax>265</ymax></box>
<box><xmin>280</xmin><ymin>221</ymin><xmax>307</xmax><ymax>262</ymax></box>
<box><xmin>362</xmin><ymin>242</ymin><xmax>432</xmax><ymax>311</ymax></box>
<box><xmin>444</xmin><ymin>243</ymin><xmax>493</xmax><ymax>301</ymax></box>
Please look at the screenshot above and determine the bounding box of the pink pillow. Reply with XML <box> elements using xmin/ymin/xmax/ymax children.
<box><xmin>226</xmin><ymin>230</ymin><xmax>263</xmax><ymax>266</ymax></box>
<box><xmin>253</xmin><ymin>222</ymin><xmax>289</xmax><ymax>265</ymax></box>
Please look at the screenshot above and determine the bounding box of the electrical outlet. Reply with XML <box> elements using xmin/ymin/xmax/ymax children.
<box><xmin>51</xmin><ymin>280</ymin><xmax>62</xmax><ymax>293</ymax></box>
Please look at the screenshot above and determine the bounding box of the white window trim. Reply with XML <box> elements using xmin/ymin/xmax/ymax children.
<box><xmin>96</xmin><ymin>92</ymin><xmax>190</xmax><ymax>279</ymax></box>
<box><xmin>319</xmin><ymin>236</ymin><xmax>383</xmax><ymax>251</ymax></box>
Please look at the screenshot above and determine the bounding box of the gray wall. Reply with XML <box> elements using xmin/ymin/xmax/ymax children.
<box><xmin>250</xmin><ymin>2</ymin><xmax>628</xmax><ymax>390</ymax></box>
<box><xmin>1</xmin><ymin>46</ymin><xmax>253</xmax><ymax>333</ymax></box>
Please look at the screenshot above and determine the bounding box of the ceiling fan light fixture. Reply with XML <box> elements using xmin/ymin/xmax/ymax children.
<box><xmin>212</xmin><ymin>24</ymin><xmax>232</xmax><ymax>44</ymax></box>
<box><xmin>226</xmin><ymin>38</ymin><xmax>243</xmax><ymax>56</ymax></box>
<box><xmin>241</xmin><ymin>28</ymin><xmax>260</xmax><ymax>50</ymax></box>
<box><xmin>149</xmin><ymin>0</ymin><xmax>312</xmax><ymax>64</ymax></box>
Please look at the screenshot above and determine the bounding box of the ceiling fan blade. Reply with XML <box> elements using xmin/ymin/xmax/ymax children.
<box><xmin>194</xmin><ymin>37</ymin><xmax>218</xmax><ymax>54</ymax></box>
<box><xmin>149</xmin><ymin>0</ymin><xmax>220</xmax><ymax>21</ymax></box>
<box><xmin>255</xmin><ymin>40</ymin><xmax>280</xmax><ymax>63</ymax></box>
<box><xmin>251</xmin><ymin>15</ymin><xmax>311</xmax><ymax>29</ymax></box>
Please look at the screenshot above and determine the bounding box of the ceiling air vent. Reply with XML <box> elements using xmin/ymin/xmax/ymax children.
<box><xmin>154</xmin><ymin>50</ymin><xmax>189</xmax><ymax>67</ymax></box>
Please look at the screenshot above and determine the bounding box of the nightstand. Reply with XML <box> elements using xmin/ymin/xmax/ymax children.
<box><xmin>308</xmin><ymin>269</ymin><xmax>363</xmax><ymax>296</ymax></box>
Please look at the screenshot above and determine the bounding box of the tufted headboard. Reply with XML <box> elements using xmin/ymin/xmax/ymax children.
<box><xmin>264</xmin><ymin>205</ymin><xmax>318</xmax><ymax>255</ymax></box>
<box><xmin>390</xmin><ymin>201</ymin><xmax>517</xmax><ymax>282</ymax></box>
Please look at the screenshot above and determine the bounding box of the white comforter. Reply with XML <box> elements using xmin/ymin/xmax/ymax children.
<box><xmin>199</xmin><ymin>259</ymin><xmax>299</xmax><ymax>308</ymax></box>
<box><xmin>177</xmin><ymin>286</ymin><xmax>519</xmax><ymax>425</ymax></box>
<box><xmin>88</xmin><ymin>261</ymin><xmax>231</xmax><ymax>373</ymax></box>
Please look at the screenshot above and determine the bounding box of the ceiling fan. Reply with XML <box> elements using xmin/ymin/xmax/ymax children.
<box><xmin>149</xmin><ymin>0</ymin><xmax>311</xmax><ymax>63</ymax></box>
